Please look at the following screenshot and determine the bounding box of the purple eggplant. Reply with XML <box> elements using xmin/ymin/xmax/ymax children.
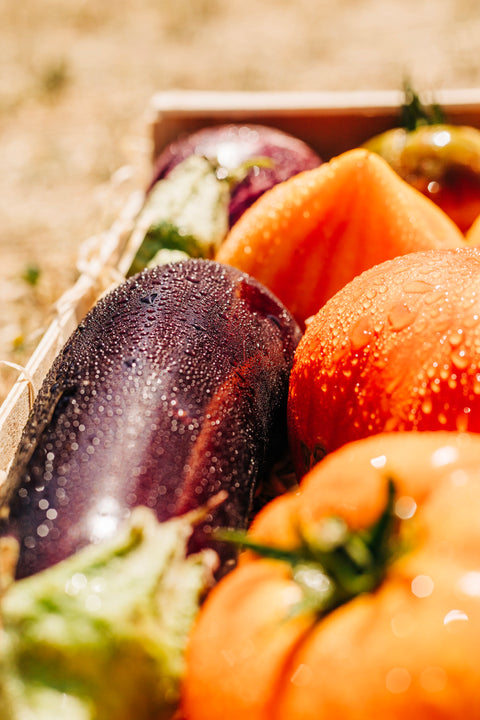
<box><xmin>127</xmin><ymin>124</ymin><xmax>322</xmax><ymax>276</ymax></box>
<box><xmin>0</xmin><ymin>259</ymin><xmax>302</xmax><ymax>579</ymax></box>
<box><xmin>148</xmin><ymin>123</ymin><xmax>322</xmax><ymax>227</ymax></box>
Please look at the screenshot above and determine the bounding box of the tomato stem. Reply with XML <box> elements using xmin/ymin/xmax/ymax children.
<box><xmin>218</xmin><ymin>479</ymin><xmax>399</xmax><ymax>618</ymax></box>
<box><xmin>400</xmin><ymin>81</ymin><xmax>445</xmax><ymax>131</ymax></box>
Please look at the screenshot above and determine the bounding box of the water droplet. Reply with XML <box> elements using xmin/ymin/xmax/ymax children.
<box><xmin>447</xmin><ymin>375</ymin><xmax>457</xmax><ymax>390</ymax></box>
<box><xmin>403</xmin><ymin>280</ymin><xmax>432</xmax><ymax>293</ymax></box>
<box><xmin>411</xmin><ymin>574</ymin><xmax>434</xmax><ymax>598</ymax></box>
<box><xmin>421</xmin><ymin>399</ymin><xmax>432</xmax><ymax>415</ymax></box>
<box><xmin>395</xmin><ymin>496</ymin><xmax>417</xmax><ymax>519</ymax></box>
<box><xmin>386</xmin><ymin>667</ymin><xmax>411</xmax><ymax>694</ymax></box>
<box><xmin>65</xmin><ymin>572</ymin><xmax>88</xmax><ymax>596</ymax></box>
<box><xmin>456</xmin><ymin>411</ymin><xmax>470</xmax><ymax>433</ymax></box>
<box><xmin>448</xmin><ymin>330</ymin><xmax>463</xmax><ymax>347</ymax></box>
<box><xmin>424</xmin><ymin>290</ymin><xmax>445</xmax><ymax>305</ymax></box>
<box><xmin>350</xmin><ymin>317</ymin><xmax>372</xmax><ymax>350</ymax></box>
<box><xmin>450</xmin><ymin>348</ymin><xmax>469</xmax><ymax>370</ymax></box>
<box><xmin>387</xmin><ymin>302</ymin><xmax>416</xmax><ymax>331</ymax></box>
<box><xmin>290</xmin><ymin>663</ymin><xmax>313</xmax><ymax>688</ymax></box>
<box><xmin>463</xmin><ymin>313</ymin><xmax>480</xmax><ymax>328</ymax></box>
<box><xmin>85</xmin><ymin>594</ymin><xmax>102</xmax><ymax>613</ymax></box>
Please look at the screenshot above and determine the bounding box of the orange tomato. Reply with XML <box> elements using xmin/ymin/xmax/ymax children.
<box><xmin>288</xmin><ymin>246</ymin><xmax>480</xmax><ymax>476</ymax></box>
<box><xmin>182</xmin><ymin>431</ymin><xmax>480</xmax><ymax>720</ymax></box>
<box><xmin>363</xmin><ymin>123</ymin><xmax>480</xmax><ymax>235</ymax></box>
<box><xmin>466</xmin><ymin>211</ymin><xmax>480</xmax><ymax>244</ymax></box>
<box><xmin>216</xmin><ymin>148</ymin><xmax>464</xmax><ymax>326</ymax></box>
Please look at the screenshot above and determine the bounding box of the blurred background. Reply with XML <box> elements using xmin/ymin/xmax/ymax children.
<box><xmin>1</xmin><ymin>0</ymin><xmax>480</xmax><ymax>400</ymax></box>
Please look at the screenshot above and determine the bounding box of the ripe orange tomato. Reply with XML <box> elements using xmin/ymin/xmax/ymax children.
<box><xmin>182</xmin><ymin>431</ymin><xmax>480</xmax><ymax>720</ymax></box>
<box><xmin>288</xmin><ymin>246</ymin><xmax>480</xmax><ymax>476</ymax></box>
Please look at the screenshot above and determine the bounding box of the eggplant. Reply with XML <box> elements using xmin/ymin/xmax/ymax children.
<box><xmin>148</xmin><ymin>123</ymin><xmax>322</xmax><ymax>227</ymax></box>
<box><xmin>127</xmin><ymin>124</ymin><xmax>321</xmax><ymax>277</ymax></box>
<box><xmin>1</xmin><ymin>259</ymin><xmax>302</xmax><ymax>579</ymax></box>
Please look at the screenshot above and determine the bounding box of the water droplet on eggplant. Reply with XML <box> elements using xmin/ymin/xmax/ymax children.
<box><xmin>1</xmin><ymin>259</ymin><xmax>301</xmax><ymax>579</ymax></box>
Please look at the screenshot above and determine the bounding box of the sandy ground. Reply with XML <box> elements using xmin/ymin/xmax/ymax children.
<box><xmin>1</xmin><ymin>0</ymin><xmax>480</xmax><ymax>402</ymax></box>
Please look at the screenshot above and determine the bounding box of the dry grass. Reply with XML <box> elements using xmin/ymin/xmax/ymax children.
<box><xmin>1</xmin><ymin>0</ymin><xmax>480</xmax><ymax>403</ymax></box>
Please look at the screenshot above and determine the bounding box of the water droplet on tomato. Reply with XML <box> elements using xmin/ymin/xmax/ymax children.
<box><xmin>421</xmin><ymin>399</ymin><xmax>433</xmax><ymax>415</ymax></box>
<box><xmin>456</xmin><ymin>410</ymin><xmax>470</xmax><ymax>432</ymax></box>
<box><xmin>290</xmin><ymin>663</ymin><xmax>313</xmax><ymax>688</ymax></box>
<box><xmin>385</xmin><ymin>667</ymin><xmax>411</xmax><ymax>694</ymax></box>
<box><xmin>430</xmin><ymin>378</ymin><xmax>441</xmax><ymax>394</ymax></box>
<box><xmin>424</xmin><ymin>291</ymin><xmax>445</xmax><ymax>306</ymax></box>
<box><xmin>451</xmin><ymin>348</ymin><xmax>469</xmax><ymax>370</ymax></box>
<box><xmin>395</xmin><ymin>495</ymin><xmax>417</xmax><ymax>519</ymax></box>
<box><xmin>387</xmin><ymin>302</ymin><xmax>416</xmax><ymax>331</ymax></box>
<box><xmin>403</xmin><ymin>280</ymin><xmax>432</xmax><ymax>294</ymax></box>
<box><xmin>411</xmin><ymin>574</ymin><xmax>434</xmax><ymax>598</ymax></box>
<box><xmin>448</xmin><ymin>329</ymin><xmax>464</xmax><ymax>347</ymax></box>
<box><xmin>350</xmin><ymin>317</ymin><xmax>372</xmax><ymax>350</ymax></box>
<box><xmin>447</xmin><ymin>375</ymin><xmax>457</xmax><ymax>390</ymax></box>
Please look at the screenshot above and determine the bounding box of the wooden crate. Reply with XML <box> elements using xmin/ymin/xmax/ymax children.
<box><xmin>2</xmin><ymin>89</ymin><xmax>480</xmax><ymax>476</ymax></box>
<box><xmin>0</xmin><ymin>192</ymin><xmax>144</xmax><ymax>476</ymax></box>
<box><xmin>148</xmin><ymin>88</ymin><xmax>480</xmax><ymax>161</ymax></box>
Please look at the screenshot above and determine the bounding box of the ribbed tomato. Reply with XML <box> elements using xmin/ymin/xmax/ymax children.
<box><xmin>182</xmin><ymin>431</ymin><xmax>480</xmax><ymax>720</ymax></box>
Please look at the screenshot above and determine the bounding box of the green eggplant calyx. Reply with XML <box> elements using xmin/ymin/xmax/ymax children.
<box><xmin>127</xmin><ymin>154</ymin><xmax>230</xmax><ymax>276</ymax></box>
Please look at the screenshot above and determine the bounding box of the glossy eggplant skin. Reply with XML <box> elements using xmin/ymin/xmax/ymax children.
<box><xmin>1</xmin><ymin>259</ymin><xmax>302</xmax><ymax>579</ymax></box>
